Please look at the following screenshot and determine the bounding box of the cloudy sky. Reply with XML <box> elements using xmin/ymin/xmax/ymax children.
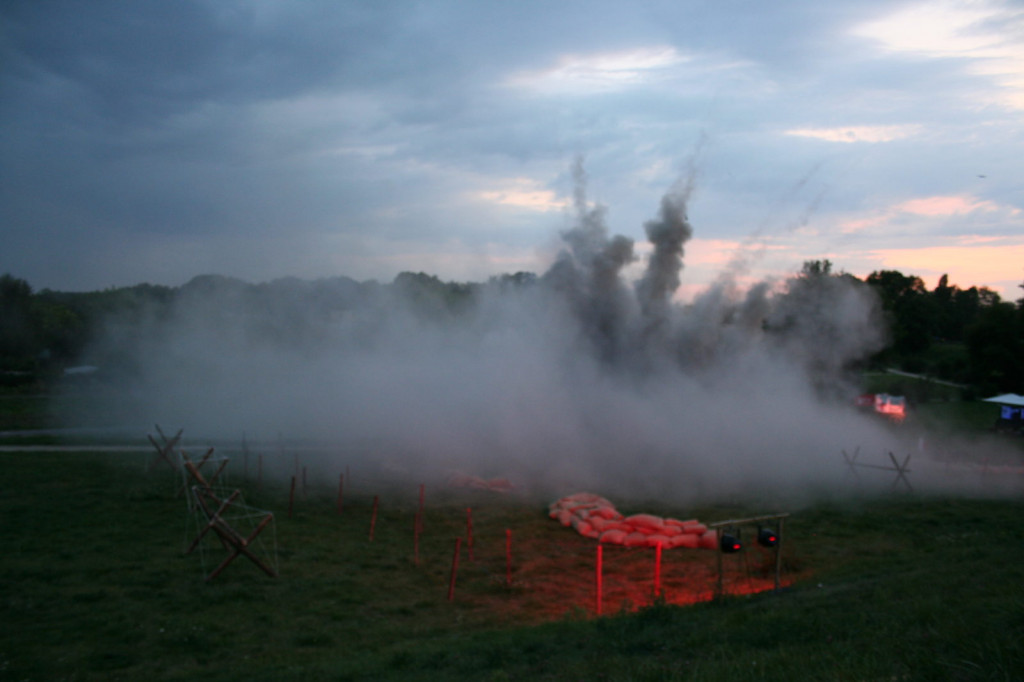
<box><xmin>2</xmin><ymin>0</ymin><xmax>1022</xmax><ymax>300</ymax></box>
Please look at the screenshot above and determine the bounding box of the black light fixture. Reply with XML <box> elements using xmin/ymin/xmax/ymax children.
<box><xmin>757</xmin><ymin>526</ymin><xmax>778</xmax><ymax>548</ymax></box>
<box><xmin>719</xmin><ymin>530</ymin><xmax>742</xmax><ymax>553</ymax></box>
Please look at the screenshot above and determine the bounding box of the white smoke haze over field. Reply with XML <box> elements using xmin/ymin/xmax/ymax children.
<box><xmin>75</xmin><ymin>162</ymin><xmax>966</xmax><ymax>505</ymax></box>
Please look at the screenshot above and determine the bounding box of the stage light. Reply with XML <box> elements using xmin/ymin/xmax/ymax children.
<box><xmin>757</xmin><ymin>526</ymin><xmax>778</xmax><ymax>548</ymax></box>
<box><xmin>719</xmin><ymin>532</ymin><xmax>741</xmax><ymax>553</ymax></box>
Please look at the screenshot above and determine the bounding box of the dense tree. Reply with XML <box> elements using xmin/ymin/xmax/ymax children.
<box><xmin>864</xmin><ymin>270</ymin><xmax>934</xmax><ymax>365</ymax></box>
<box><xmin>2</xmin><ymin>266</ymin><xmax>1021</xmax><ymax>394</ymax></box>
<box><xmin>0</xmin><ymin>274</ymin><xmax>36</xmax><ymax>370</ymax></box>
<box><xmin>966</xmin><ymin>301</ymin><xmax>1024</xmax><ymax>394</ymax></box>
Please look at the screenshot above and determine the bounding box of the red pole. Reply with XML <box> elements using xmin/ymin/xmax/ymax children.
<box><xmin>505</xmin><ymin>529</ymin><xmax>512</xmax><ymax>586</ymax></box>
<box><xmin>466</xmin><ymin>507</ymin><xmax>474</xmax><ymax>561</ymax></box>
<box><xmin>418</xmin><ymin>484</ymin><xmax>425</xmax><ymax>532</ymax></box>
<box><xmin>448</xmin><ymin>537</ymin><xmax>462</xmax><ymax>601</ymax></box>
<box><xmin>369</xmin><ymin>495</ymin><xmax>379</xmax><ymax>541</ymax></box>
<box><xmin>288</xmin><ymin>476</ymin><xmax>296</xmax><ymax>519</ymax></box>
<box><xmin>654</xmin><ymin>542</ymin><xmax>663</xmax><ymax>599</ymax></box>
<box><xmin>596</xmin><ymin>544</ymin><xmax>603</xmax><ymax>616</ymax></box>
<box><xmin>336</xmin><ymin>473</ymin><xmax>344</xmax><ymax>514</ymax></box>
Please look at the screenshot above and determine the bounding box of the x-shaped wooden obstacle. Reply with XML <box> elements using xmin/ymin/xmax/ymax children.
<box><xmin>179</xmin><ymin>448</ymin><xmax>229</xmax><ymax>503</ymax></box>
<box><xmin>186</xmin><ymin>485</ymin><xmax>278</xmax><ymax>582</ymax></box>
<box><xmin>842</xmin><ymin>448</ymin><xmax>913</xmax><ymax>492</ymax></box>
<box><xmin>147</xmin><ymin>425</ymin><xmax>182</xmax><ymax>471</ymax></box>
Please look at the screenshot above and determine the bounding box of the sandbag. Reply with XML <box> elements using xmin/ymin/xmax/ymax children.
<box><xmin>600</xmin><ymin>529</ymin><xmax>627</xmax><ymax>544</ymax></box>
<box><xmin>646</xmin><ymin>534</ymin><xmax>671</xmax><ymax>548</ymax></box>
<box><xmin>624</xmin><ymin>513</ymin><xmax>664</xmax><ymax>530</ymax></box>
<box><xmin>549</xmin><ymin>492</ymin><xmax>714</xmax><ymax>550</ymax></box>
<box><xmin>699</xmin><ymin>530</ymin><xmax>719</xmax><ymax>550</ymax></box>
<box><xmin>623</xmin><ymin>532</ymin><xmax>649</xmax><ymax>548</ymax></box>
<box><xmin>669</xmin><ymin>533</ymin><xmax>700</xmax><ymax>549</ymax></box>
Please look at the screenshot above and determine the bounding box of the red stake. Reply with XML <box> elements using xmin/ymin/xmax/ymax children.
<box><xmin>418</xmin><ymin>483</ymin><xmax>425</xmax><ymax>533</ymax></box>
<box><xmin>336</xmin><ymin>473</ymin><xmax>344</xmax><ymax>514</ymax></box>
<box><xmin>448</xmin><ymin>537</ymin><xmax>462</xmax><ymax>601</ymax></box>
<box><xmin>369</xmin><ymin>495</ymin><xmax>379</xmax><ymax>541</ymax></box>
<box><xmin>596</xmin><ymin>544</ymin><xmax>604</xmax><ymax>616</ymax></box>
<box><xmin>654</xmin><ymin>542</ymin><xmax>663</xmax><ymax>599</ymax></box>
<box><xmin>288</xmin><ymin>476</ymin><xmax>296</xmax><ymax>519</ymax></box>
<box><xmin>466</xmin><ymin>507</ymin><xmax>474</xmax><ymax>561</ymax></box>
<box><xmin>505</xmin><ymin>529</ymin><xmax>512</xmax><ymax>587</ymax></box>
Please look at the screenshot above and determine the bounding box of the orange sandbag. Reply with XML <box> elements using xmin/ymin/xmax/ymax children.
<box><xmin>550</xmin><ymin>493</ymin><xmax>715</xmax><ymax>550</ymax></box>
<box><xmin>646</xmin><ymin>534</ymin><xmax>671</xmax><ymax>548</ymax></box>
<box><xmin>623</xmin><ymin>532</ymin><xmax>649</xmax><ymax>548</ymax></box>
<box><xmin>624</xmin><ymin>513</ymin><xmax>664</xmax><ymax>530</ymax></box>
<box><xmin>601</xmin><ymin>521</ymin><xmax>633</xmax><ymax>533</ymax></box>
<box><xmin>699</xmin><ymin>529</ymin><xmax>719</xmax><ymax>550</ymax></box>
<box><xmin>600</xmin><ymin>529</ymin><xmax>627</xmax><ymax>544</ymax></box>
<box><xmin>669</xmin><ymin>533</ymin><xmax>700</xmax><ymax>549</ymax></box>
<box><xmin>588</xmin><ymin>506</ymin><xmax>621</xmax><ymax>520</ymax></box>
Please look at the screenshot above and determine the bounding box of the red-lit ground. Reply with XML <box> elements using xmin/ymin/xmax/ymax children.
<box><xmin>445</xmin><ymin>525</ymin><xmax>794</xmax><ymax>623</ymax></box>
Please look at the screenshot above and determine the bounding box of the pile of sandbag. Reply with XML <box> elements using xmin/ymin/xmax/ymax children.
<box><xmin>548</xmin><ymin>492</ymin><xmax>718</xmax><ymax>550</ymax></box>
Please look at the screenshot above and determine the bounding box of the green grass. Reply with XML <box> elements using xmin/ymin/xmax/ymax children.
<box><xmin>1</xmin><ymin>447</ymin><xmax>1023</xmax><ymax>681</ymax></box>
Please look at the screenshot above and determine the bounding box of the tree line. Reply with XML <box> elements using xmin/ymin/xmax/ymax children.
<box><xmin>1</xmin><ymin>266</ymin><xmax>1021</xmax><ymax>396</ymax></box>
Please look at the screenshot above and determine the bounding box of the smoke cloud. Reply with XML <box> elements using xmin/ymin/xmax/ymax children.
<box><xmin>74</xmin><ymin>162</ymin><xmax>978</xmax><ymax>506</ymax></box>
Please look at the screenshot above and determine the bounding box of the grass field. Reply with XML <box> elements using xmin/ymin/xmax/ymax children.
<box><xmin>2</xmin><ymin>439</ymin><xmax>1023</xmax><ymax>681</ymax></box>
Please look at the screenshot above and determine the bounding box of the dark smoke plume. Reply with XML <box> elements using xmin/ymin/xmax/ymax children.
<box><xmin>71</xmin><ymin>160</ymin><xmax>961</xmax><ymax>505</ymax></box>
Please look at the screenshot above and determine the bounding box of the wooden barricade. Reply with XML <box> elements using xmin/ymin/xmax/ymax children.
<box><xmin>148</xmin><ymin>425</ymin><xmax>182</xmax><ymax>471</ymax></box>
<box><xmin>186</xmin><ymin>485</ymin><xmax>278</xmax><ymax>582</ymax></box>
<box><xmin>842</xmin><ymin>448</ymin><xmax>913</xmax><ymax>492</ymax></box>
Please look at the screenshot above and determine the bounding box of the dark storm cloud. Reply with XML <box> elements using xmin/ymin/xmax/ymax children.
<box><xmin>1</xmin><ymin>0</ymin><xmax>1022</xmax><ymax>293</ymax></box>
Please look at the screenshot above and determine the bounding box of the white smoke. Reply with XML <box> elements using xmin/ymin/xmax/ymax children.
<box><xmin>75</xmin><ymin>162</ymin><xmax>944</xmax><ymax>505</ymax></box>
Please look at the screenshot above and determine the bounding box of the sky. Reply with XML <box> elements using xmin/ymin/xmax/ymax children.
<box><xmin>2</xmin><ymin>0</ymin><xmax>1023</xmax><ymax>301</ymax></box>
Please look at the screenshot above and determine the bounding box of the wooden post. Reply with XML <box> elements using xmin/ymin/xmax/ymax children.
<box><xmin>447</xmin><ymin>537</ymin><xmax>462</xmax><ymax>601</ymax></box>
<box><xmin>505</xmin><ymin>529</ymin><xmax>512</xmax><ymax>587</ymax></box>
<box><xmin>596</xmin><ymin>544</ymin><xmax>603</xmax><ymax>616</ymax></box>
<box><xmin>336</xmin><ymin>473</ymin><xmax>344</xmax><ymax>514</ymax></box>
<box><xmin>369</xmin><ymin>495</ymin><xmax>379</xmax><ymax>541</ymax></box>
<box><xmin>288</xmin><ymin>476</ymin><xmax>296</xmax><ymax>519</ymax></box>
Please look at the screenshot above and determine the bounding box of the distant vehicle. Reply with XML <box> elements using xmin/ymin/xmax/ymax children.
<box><xmin>856</xmin><ymin>393</ymin><xmax>906</xmax><ymax>421</ymax></box>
